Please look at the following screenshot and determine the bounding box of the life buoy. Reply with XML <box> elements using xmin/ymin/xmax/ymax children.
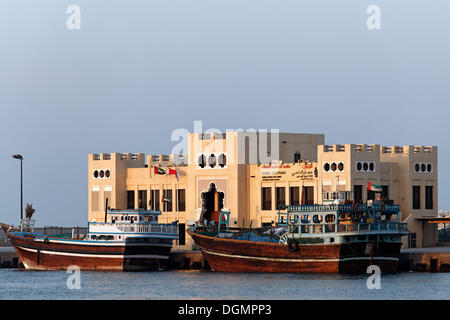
<box><xmin>287</xmin><ymin>239</ymin><xmax>299</xmax><ymax>252</ymax></box>
<box><xmin>354</xmin><ymin>203</ymin><xmax>361</xmax><ymax>212</ymax></box>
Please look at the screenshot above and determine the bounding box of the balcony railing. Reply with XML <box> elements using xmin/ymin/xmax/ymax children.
<box><xmin>287</xmin><ymin>222</ymin><xmax>408</xmax><ymax>235</ymax></box>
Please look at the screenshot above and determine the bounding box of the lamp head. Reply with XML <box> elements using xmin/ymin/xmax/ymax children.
<box><xmin>12</xmin><ymin>154</ymin><xmax>23</xmax><ymax>160</ymax></box>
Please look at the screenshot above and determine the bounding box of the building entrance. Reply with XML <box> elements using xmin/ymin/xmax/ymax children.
<box><xmin>200</xmin><ymin>183</ymin><xmax>224</xmax><ymax>224</ymax></box>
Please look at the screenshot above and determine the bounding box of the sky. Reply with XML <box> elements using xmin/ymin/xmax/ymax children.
<box><xmin>0</xmin><ymin>0</ymin><xmax>449</xmax><ymax>227</ymax></box>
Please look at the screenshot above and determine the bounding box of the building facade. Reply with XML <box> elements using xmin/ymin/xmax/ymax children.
<box><xmin>88</xmin><ymin>131</ymin><xmax>438</xmax><ymax>249</ymax></box>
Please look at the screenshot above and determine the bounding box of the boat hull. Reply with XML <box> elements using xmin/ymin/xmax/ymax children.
<box><xmin>187</xmin><ymin>230</ymin><xmax>401</xmax><ymax>274</ymax></box>
<box><xmin>9</xmin><ymin>233</ymin><xmax>173</xmax><ymax>271</ymax></box>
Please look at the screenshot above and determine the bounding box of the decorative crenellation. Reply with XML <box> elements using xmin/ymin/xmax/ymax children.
<box><xmin>322</xmin><ymin>145</ymin><xmax>346</xmax><ymax>152</ymax></box>
<box><xmin>91</xmin><ymin>153</ymin><xmax>144</xmax><ymax>161</ymax></box>
<box><xmin>148</xmin><ymin>154</ymin><xmax>188</xmax><ymax>166</ymax></box>
<box><xmin>381</xmin><ymin>145</ymin><xmax>436</xmax><ymax>154</ymax></box>
<box><xmin>198</xmin><ymin>132</ymin><xmax>227</xmax><ymax>140</ymax></box>
<box><xmin>321</xmin><ymin>144</ymin><xmax>379</xmax><ymax>153</ymax></box>
<box><xmin>355</xmin><ymin>144</ymin><xmax>378</xmax><ymax>152</ymax></box>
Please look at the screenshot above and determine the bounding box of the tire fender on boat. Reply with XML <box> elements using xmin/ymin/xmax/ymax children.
<box><xmin>287</xmin><ymin>239</ymin><xmax>299</xmax><ymax>252</ymax></box>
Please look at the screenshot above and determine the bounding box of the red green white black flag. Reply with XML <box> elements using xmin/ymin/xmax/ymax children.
<box><xmin>367</xmin><ymin>181</ymin><xmax>382</xmax><ymax>192</ymax></box>
<box><xmin>154</xmin><ymin>166</ymin><xmax>166</xmax><ymax>175</ymax></box>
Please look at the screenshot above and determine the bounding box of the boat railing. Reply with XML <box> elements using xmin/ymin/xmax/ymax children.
<box><xmin>89</xmin><ymin>223</ymin><xmax>178</xmax><ymax>235</ymax></box>
<box><xmin>279</xmin><ymin>203</ymin><xmax>400</xmax><ymax>213</ymax></box>
<box><xmin>288</xmin><ymin>221</ymin><xmax>408</xmax><ymax>235</ymax></box>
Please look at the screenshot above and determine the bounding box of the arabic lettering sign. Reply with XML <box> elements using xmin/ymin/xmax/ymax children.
<box><xmin>261</xmin><ymin>163</ymin><xmax>316</xmax><ymax>181</ymax></box>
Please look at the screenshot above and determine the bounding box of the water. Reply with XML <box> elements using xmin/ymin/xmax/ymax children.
<box><xmin>1</xmin><ymin>269</ymin><xmax>450</xmax><ymax>300</ymax></box>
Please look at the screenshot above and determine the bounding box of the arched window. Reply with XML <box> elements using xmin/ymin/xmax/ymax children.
<box><xmin>313</xmin><ymin>214</ymin><xmax>323</xmax><ymax>224</ymax></box>
<box><xmin>198</xmin><ymin>155</ymin><xmax>206</xmax><ymax>168</ymax></box>
<box><xmin>208</xmin><ymin>154</ymin><xmax>216</xmax><ymax>168</ymax></box>
<box><xmin>331</xmin><ymin>163</ymin><xmax>337</xmax><ymax>171</ymax></box>
<box><xmin>218</xmin><ymin>154</ymin><xmax>226</xmax><ymax>167</ymax></box>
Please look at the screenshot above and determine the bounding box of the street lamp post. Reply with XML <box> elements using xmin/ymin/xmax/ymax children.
<box><xmin>12</xmin><ymin>154</ymin><xmax>23</xmax><ymax>229</ymax></box>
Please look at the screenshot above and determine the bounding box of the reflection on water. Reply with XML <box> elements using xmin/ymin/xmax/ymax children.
<box><xmin>0</xmin><ymin>269</ymin><xmax>449</xmax><ymax>300</ymax></box>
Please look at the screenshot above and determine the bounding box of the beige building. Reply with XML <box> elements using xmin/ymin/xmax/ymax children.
<box><xmin>88</xmin><ymin>131</ymin><xmax>438</xmax><ymax>249</ymax></box>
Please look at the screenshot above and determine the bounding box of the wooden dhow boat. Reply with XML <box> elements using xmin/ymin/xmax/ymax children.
<box><xmin>3</xmin><ymin>209</ymin><xmax>178</xmax><ymax>271</ymax></box>
<box><xmin>187</xmin><ymin>199</ymin><xmax>408</xmax><ymax>274</ymax></box>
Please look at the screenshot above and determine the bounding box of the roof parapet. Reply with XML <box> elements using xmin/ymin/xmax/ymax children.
<box><xmin>148</xmin><ymin>154</ymin><xmax>188</xmax><ymax>166</ymax></box>
<box><xmin>355</xmin><ymin>144</ymin><xmax>378</xmax><ymax>152</ymax></box>
<box><xmin>381</xmin><ymin>146</ymin><xmax>435</xmax><ymax>154</ymax></box>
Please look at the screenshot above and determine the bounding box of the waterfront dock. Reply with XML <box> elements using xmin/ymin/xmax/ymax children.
<box><xmin>169</xmin><ymin>250</ymin><xmax>208</xmax><ymax>270</ymax></box>
<box><xmin>399</xmin><ymin>246</ymin><xmax>450</xmax><ymax>272</ymax></box>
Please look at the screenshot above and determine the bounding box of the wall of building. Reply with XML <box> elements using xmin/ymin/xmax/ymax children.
<box><xmin>87</xmin><ymin>132</ymin><xmax>438</xmax><ymax>249</ymax></box>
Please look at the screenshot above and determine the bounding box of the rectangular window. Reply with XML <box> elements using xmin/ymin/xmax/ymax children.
<box><xmin>138</xmin><ymin>190</ymin><xmax>147</xmax><ymax>209</ymax></box>
<box><xmin>382</xmin><ymin>185</ymin><xmax>389</xmax><ymax>199</ymax></box>
<box><xmin>261</xmin><ymin>187</ymin><xmax>272</xmax><ymax>211</ymax></box>
<box><xmin>354</xmin><ymin>185</ymin><xmax>362</xmax><ymax>203</ymax></box>
<box><xmin>163</xmin><ymin>189</ymin><xmax>173</xmax><ymax>212</ymax></box>
<box><xmin>302</xmin><ymin>186</ymin><xmax>314</xmax><ymax>205</ymax></box>
<box><xmin>413</xmin><ymin>186</ymin><xmax>421</xmax><ymax>209</ymax></box>
<box><xmin>290</xmin><ymin>187</ymin><xmax>300</xmax><ymax>205</ymax></box>
<box><xmin>177</xmin><ymin>189</ymin><xmax>186</xmax><ymax>212</ymax></box>
<box><xmin>425</xmin><ymin>186</ymin><xmax>433</xmax><ymax>210</ymax></box>
<box><xmin>91</xmin><ymin>191</ymin><xmax>99</xmax><ymax>212</ymax></box>
<box><xmin>127</xmin><ymin>191</ymin><xmax>135</xmax><ymax>209</ymax></box>
<box><xmin>150</xmin><ymin>190</ymin><xmax>160</xmax><ymax>211</ymax></box>
<box><xmin>294</xmin><ymin>152</ymin><xmax>301</xmax><ymax>163</ymax></box>
<box><xmin>276</xmin><ymin>187</ymin><xmax>286</xmax><ymax>209</ymax></box>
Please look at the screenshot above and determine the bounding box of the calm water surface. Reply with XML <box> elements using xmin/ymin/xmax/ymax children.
<box><xmin>0</xmin><ymin>269</ymin><xmax>449</xmax><ymax>300</ymax></box>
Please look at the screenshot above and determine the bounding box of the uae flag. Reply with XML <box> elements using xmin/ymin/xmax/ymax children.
<box><xmin>154</xmin><ymin>166</ymin><xmax>165</xmax><ymax>175</ymax></box>
<box><xmin>168</xmin><ymin>168</ymin><xmax>179</xmax><ymax>181</ymax></box>
<box><xmin>162</xmin><ymin>196</ymin><xmax>171</xmax><ymax>202</ymax></box>
<box><xmin>367</xmin><ymin>181</ymin><xmax>382</xmax><ymax>192</ymax></box>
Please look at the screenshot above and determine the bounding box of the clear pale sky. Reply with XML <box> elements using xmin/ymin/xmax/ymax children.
<box><xmin>1</xmin><ymin>0</ymin><xmax>449</xmax><ymax>226</ymax></box>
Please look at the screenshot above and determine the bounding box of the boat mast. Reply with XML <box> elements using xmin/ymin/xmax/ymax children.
<box><xmin>104</xmin><ymin>198</ymin><xmax>108</xmax><ymax>223</ymax></box>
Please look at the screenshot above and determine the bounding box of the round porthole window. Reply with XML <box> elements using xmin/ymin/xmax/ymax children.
<box><xmin>415</xmin><ymin>163</ymin><xmax>420</xmax><ymax>172</ymax></box>
<box><xmin>331</xmin><ymin>163</ymin><xmax>337</xmax><ymax>171</ymax></box>
<box><xmin>93</xmin><ymin>170</ymin><xmax>99</xmax><ymax>178</ymax></box>
<box><xmin>427</xmin><ymin>164</ymin><xmax>432</xmax><ymax>172</ymax></box>
<box><xmin>369</xmin><ymin>162</ymin><xmax>375</xmax><ymax>172</ymax></box>
<box><xmin>338</xmin><ymin>162</ymin><xmax>344</xmax><ymax>171</ymax></box>
<box><xmin>99</xmin><ymin>170</ymin><xmax>105</xmax><ymax>178</ymax></box>
<box><xmin>324</xmin><ymin>163</ymin><xmax>330</xmax><ymax>172</ymax></box>
<box><xmin>421</xmin><ymin>163</ymin><xmax>426</xmax><ymax>172</ymax></box>
<box><xmin>105</xmin><ymin>170</ymin><xmax>110</xmax><ymax>178</ymax></box>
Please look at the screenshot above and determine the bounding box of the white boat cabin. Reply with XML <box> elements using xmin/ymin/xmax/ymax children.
<box><xmin>87</xmin><ymin>209</ymin><xmax>178</xmax><ymax>241</ymax></box>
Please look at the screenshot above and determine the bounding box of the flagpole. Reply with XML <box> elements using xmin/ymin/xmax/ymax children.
<box><xmin>152</xmin><ymin>164</ymin><xmax>155</xmax><ymax>210</ymax></box>
<box><xmin>176</xmin><ymin>163</ymin><xmax>179</xmax><ymax>222</ymax></box>
<box><xmin>165</xmin><ymin>164</ymin><xmax>168</xmax><ymax>224</ymax></box>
